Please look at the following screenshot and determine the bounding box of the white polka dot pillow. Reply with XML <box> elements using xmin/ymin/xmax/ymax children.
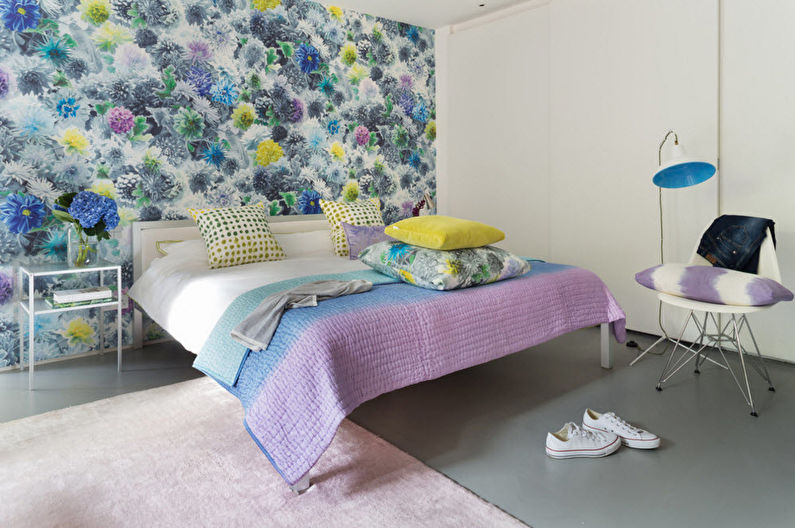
<box><xmin>187</xmin><ymin>203</ymin><xmax>285</xmax><ymax>269</ymax></box>
<box><xmin>319</xmin><ymin>198</ymin><xmax>384</xmax><ymax>257</ymax></box>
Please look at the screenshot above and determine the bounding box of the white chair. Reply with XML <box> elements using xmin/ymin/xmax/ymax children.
<box><xmin>652</xmin><ymin>223</ymin><xmax>779</xmax><ymax>417</ymax></box>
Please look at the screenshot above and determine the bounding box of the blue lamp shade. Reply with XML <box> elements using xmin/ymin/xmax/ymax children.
<box><xmin>653</xmin><ymin>144</ymin><xmax>717</xmax><ymax>189</ymax></box>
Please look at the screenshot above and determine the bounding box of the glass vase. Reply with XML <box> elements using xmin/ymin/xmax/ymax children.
<box><xmin>67</xmin><ymin>226</ymin><xmax>99</xmax><ymax>268</ymax></box>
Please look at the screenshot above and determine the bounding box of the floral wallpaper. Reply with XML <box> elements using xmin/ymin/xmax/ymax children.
<box><xmin>0</xmin><ymin>0</ymin><xmax>436</xmax><ymax>368</ymax></box>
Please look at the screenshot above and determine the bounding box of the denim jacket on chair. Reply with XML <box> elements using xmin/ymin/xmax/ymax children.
<box><xmin>697</xmin><ymin>215</ymin><xmax>776</xmax><ymax>274</ymax></box>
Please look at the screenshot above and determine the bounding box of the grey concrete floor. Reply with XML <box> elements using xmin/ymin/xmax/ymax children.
<box><xmin>2</xmin><ymin>329</ymin><xmax>794</xmax><ymax>528</ymax></box>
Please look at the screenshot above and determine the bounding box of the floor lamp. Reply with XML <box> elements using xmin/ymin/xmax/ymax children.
<box><xmin>629</xmin><ymin>130</ymin><xmax>717</xmax><ymax>366</ymax></box>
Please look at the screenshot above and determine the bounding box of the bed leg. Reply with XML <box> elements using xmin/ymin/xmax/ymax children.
<box><xmin>600</xmin><ymin>323</ymin><xmax>614</xmax><ymax>369</ymax></box>
<box><xmin>289</xmin><ymin>473</ymin><xmax>311</xmax><ymax>495</ymax></box>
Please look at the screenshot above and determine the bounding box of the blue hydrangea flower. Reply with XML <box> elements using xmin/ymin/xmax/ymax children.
<box><xmin>68</xmin><ymin>191</ymin><xmax>119</xmax><ymax>230</ymax></box>
<box><xmin>0</xmin><ymin>193</ymin><xmax>47</xmax><ymax>234</ymax></box>
<box><xmin>327</xmin><ymin>119</ymin><xmax>340</xmax><ymax>135</ymax></box>
<box><xmin>294</xmin><ymin>43</ymin><xmax>320</xmax><ymax>74</ymax></box>
<box><xmin>210</xmin><ymin>76</ymin><xmax>238</xmax><ymax>105</ymax></box>
<box><xmin>202</xmin><ymin>142</ymin><xmax>226</xmax><ymax>169</ymax></box>
<box><xmin>297</xmin><ymin>190</ymin><xmax>322</xmax><ymax>215</ymax></box>
<box><xmin>0</xmin><ymin>0</ymin><xmax>41</xmax><ymax>32</ymax></box>
<box><xmin>186</xmin><ymin>66</ymin><xmax>213</xmax><ymax>97</ymax></box>
<box><xmin>56</xmin><ymin>97</ymin><xmax>80</xmax><ymax>119</ymax></box>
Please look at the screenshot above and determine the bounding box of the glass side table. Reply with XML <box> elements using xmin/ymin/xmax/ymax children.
<box><xmin>18</xmin><ymin>260</ymin><xmax>123</xmax><ymax>391</ymax></box>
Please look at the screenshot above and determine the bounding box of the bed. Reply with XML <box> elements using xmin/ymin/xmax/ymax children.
<box><xmin>129</xmin><ymin>215</ymin><xmax>626</xmax><ymax>492</ymax></box>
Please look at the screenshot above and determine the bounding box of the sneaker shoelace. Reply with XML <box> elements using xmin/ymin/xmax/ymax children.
<box><xmin>569</xmin><ymin>423</ymin><xmax>604</xmax><ymax>442</ymax></box>
<box><xmin>604</xmin><ymin>412</ymin><xmax>640</xmax><ymax>434</ymax></box>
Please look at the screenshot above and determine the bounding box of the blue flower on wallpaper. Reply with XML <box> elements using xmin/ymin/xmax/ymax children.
<box><xmin>210</xmin><ymin>76</ymin><xmax>239</xmax><ymax>106</ymax></box>
<box><xmin>297</xmin><ymin>190</ymin><xmax>322</xmax><ymax>215</ymax></box>
<box><xmin>0</xmin><ymin>271</ymin><xmax>13</xmax><ymax>305</ymax></box>
<box><xmin>202</xmin><ymin>142</ymin><xmax>226</xmax><ymax>169</ymax></box>
<box><xmin>295</xmin><ymin>44</ymin><xmax>321</xmax><ymax>73</ymax></box>
<box><xmin>0</xmin><ymin>0</ymin><xmax>436</xmax><ymax>367</ymax></box>
<box><xmin>0</xmin><ymin>194</ymin><xmax>47</xmax><ymax>234</ymax></box>
<box><xmin>57</xmin><ymin>97</ymin><xmax>80</xmax><ymax>119</ymax></box>
<box><xmin>0</xmin><ymin>0</ymin><xmax>41</xmax><ymax>32</ymax></box>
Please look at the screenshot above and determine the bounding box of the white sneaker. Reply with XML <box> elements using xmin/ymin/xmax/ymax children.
<box><xmin>582</xmin><ymin>409</ymin><xmax>660</xmax><ymax>449</ymax></box>
<box><xmin>545</xmin><ymin>422</ymin><xmax>621</xmax><ymax>459</ymax></box>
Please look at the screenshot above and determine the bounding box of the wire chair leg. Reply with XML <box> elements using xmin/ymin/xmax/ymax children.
<box><xmin>656</xmin><ymin>310</ymin><xmax>694</xmax><ymax>391</ymax></box>
<box><xmin>740</xmin><ymin>315</ymin><xmax>775</xmax><ymax>391</ymax></box>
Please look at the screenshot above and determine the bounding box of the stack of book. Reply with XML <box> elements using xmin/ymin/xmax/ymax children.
<box><xmin>47</xmin><ymin>287</ymin><xmax>113</xmax><ymax>309</ymax></box>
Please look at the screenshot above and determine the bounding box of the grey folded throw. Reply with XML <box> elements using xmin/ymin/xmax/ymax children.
<box><xmin>230</xmin><ymin>279</ymin><xmax>373</xmax><ymax>352</ymax></box>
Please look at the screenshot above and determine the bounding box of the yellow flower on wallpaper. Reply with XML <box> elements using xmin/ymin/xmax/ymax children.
<box><xmin>92</xmin><ymin>22</ymin><xmax>132</xmax><ymax>52</ymax></box>
<box><xmin>342</xmin><ymin>180</ymin><xmax>359</xmax><ymax>201</ymax></box>
<box><xmin>90</xmin><ymin>180</ymin><xmax>117</xmax><ymax>199</ymax></box>
<box><xmin>60</xmin><ymin>317</ymin><xmax>96</xmax><ymax>347</ymax></box>
<box><xmin>252</xmin><ymin>0</ymin><xmax>280</xmax><ymax>12</ymax></box>
<box><xmin>232</xmin><ymin>103</ymin><xmax>256</xmax><ymax>130</ymax></box>
<box><xmin>256</xmin><ymin>139</ymin><xmax>284</xmax><ymax>167</ymax></box>
<box><xmin>79</xmin><ymin>0</ymin><xmax>111</xmax><ymax>25</ymax></box>
<box><xmin>117</xmin><ymin>207</ymin><xmax>138</xmax><ymax>227</ymax></box>
<box><xmin>328</xmin><ymin>5</ymin><xmax>343</xmax><ymax>21</ymax></box>
<box><xmin>348</xmin><ymin>63</ymin><xmax>369</xmax><ymax>85</ymax></box>
<box><xmin>58</xmin><ymin>128</ymin><xmax>90</xmax><ymax>155</ymax></box>
<box><xmin>329</xmin><ymin>141</ymin><xmax>345</xmax><ymax>161</ymax></box>
<box><xmin>425</xmin><ymin>121</ymin><xmax>437</xmax><ymax>141</ymax></box>
<box><xmin>340</xmin><ymin>43</ymin><xmax>358</xmax><ymax>66</ymax></box>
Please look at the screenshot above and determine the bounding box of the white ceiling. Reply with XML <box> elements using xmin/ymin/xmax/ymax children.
<box><xmin>328</xmin><ymin>0</ymin><xmax>528</xmax><ymax>29</ymax></box>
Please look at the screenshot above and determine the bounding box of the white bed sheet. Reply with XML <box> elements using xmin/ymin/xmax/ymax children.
<box><xmin>129</xmin><ymin>252</ymin><xmax>370</xmax><ymax>353</ymax></box>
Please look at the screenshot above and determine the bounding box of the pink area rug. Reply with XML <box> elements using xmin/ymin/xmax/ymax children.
<box><xmin>0</xmin><ymin>377</ymin><xmax>527</xmax><ymax>527</ymax></box>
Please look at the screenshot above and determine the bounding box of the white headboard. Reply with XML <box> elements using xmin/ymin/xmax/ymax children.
<box><xmin>131</xmin><ymin>214</ymin><xmax>330</xmax><ymax>348</ymax></box>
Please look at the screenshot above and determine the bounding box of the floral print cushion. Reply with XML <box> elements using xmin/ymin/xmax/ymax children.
<box><xmin>359</xmin><ymin>241</ymin><xmax>531</xmax><ymax>291</ymax></box>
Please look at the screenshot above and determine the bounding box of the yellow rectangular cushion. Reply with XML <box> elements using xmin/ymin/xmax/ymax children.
<box><xmin>385</xmin><ymin>215</ymin><xmax>505</xmax><ymax>250</ymax></box>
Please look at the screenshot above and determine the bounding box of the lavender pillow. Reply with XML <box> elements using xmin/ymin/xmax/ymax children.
<box><xmin>341</xmin><ymin>222</ymin><xmax>393</xmax><ymax>260</ymax></box>
<box><xmin>635</xmin><ymin>264</ymin><xmax>793</xmax><ymax>306</ymax></box>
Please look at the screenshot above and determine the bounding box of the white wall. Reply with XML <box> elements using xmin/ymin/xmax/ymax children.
<box><xmin>444</xmin><ymin>4</ymin><xmax>551</xmax><ymax>259</ymax></box>
<box><xmin>439</xmin><ymin>0</ymin><xmax>719</xmax><ymax>336</ymax></box>
<box><xmin>720</xmin><ymin>1</ymin><xmax>795</xmax><ymax>362</ymax></box>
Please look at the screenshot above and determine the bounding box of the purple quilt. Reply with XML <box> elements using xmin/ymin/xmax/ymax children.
<box><xmin>203</xmin><ymin>262</ymin><xmax>625</xmax><ymax>485</ymax></box>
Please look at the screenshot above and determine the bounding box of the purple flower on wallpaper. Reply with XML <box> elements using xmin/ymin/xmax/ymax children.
<box><xmin>0</xmin><ymin>64</ymin><xmax>15</xmax><ymax>98</ymax></box>
<box><xmin>399</xmin><ymin>74</ymin><xmax>414</xmax><ymax>90</ymax></box>
<box><xmin>354</xmin><ymin>125</ymin><xmax>370</xmax><ymax>146</ymax></box>
<box><xmin>341</xmin><ymin>222</ymin><xmax>393</xmax><ymax>260</ymax></box>
<box><xmin>398</xmin><ymin>91</ymin><xmax>415</xmax><ymax>116</ymax></box>
<box><xmin>0</xmin><ymin>271</ymin><xmax>13</xmax><ymax>305</ymax></box>
<box><xmin>401</xmin><ymin>201</ymin><xmax>414</xmax><ymax>217</ymax></box>
<box><xmin>184</xmin><ymin>39</ymin><xmax>212</xmax><ymax>64</ymax></box>
<box><xmin>186</xmin><ymin>66</ymin><xmax>213</xmax><ymax>97</ymax></box>
<box><xmin>108</xmin><ymin>106</ymin><xmax>135</xmax><ymax>134</ymax></box>
<box><xmin>289</xmin><ymin>98</ymin><xmax>305</xmax><ymax>122</ymax></box>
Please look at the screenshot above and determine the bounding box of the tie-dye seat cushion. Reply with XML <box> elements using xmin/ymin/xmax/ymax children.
<box><xmin>635</xmin><ymin>264</ymin><xmax>793</xmax><ymax>306</ymax></box>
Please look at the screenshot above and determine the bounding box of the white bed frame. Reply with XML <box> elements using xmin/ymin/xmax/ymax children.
<box><xmin>131</xmin><ymin>214</ymin><xmax>331</xmax><ymax>349</ymax></box>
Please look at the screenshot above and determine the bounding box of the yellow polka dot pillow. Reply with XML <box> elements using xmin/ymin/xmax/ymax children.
<box><xmin>187</xmin><ymin>203</ymin><xmax>285</xmax><ymax>269</ymax></box>
<box><xmin>319</xmin><ymin>198</ymin><xmax>384</xmax><ymax>257</ymax></box>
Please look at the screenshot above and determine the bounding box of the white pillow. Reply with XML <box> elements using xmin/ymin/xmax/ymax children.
<box><xmin>161</xmin><ymin>239</ymin><xmax>207</xmax><ymax>259</ymax></box>
<box><xmin>274</xmin><ymin>230</ymin><xmax>336</xmax><ymax>258</ymax></box>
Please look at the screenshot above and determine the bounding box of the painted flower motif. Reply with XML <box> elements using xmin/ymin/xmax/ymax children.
<box><xmin>174</xmin><ymin>107</ymin><xmax>205</xmax><ymax>140</ymax></box>
<box><xmin>79</xmin><ymin>0</ymin><xmax>111</xmax><ymax>25</ymax></box>
<box><xmin>0</xmin><ymin>193</ymin><xmax>47</xmax><ymax>234</ymax></box>
<box><xmin>12</xmin><ymin>99</ymin><xmax>54</xmax><ymax>138</ymax></box>
<box><xmin>358</xmin><ymin>78</ymin><xmax>378</xmax><ymax>100</ymax></box>
<box><xmin>40</xmin><ymin>229</ymin><xmax>67</xmax><ymax>259</ymax></box>
<box><xmin>0</xmin><ymin>65</ymin><xmax>17</xmax><ymax>99</ymax></box>
<box><xmin>329</xmin><ymin>141</ymin><xmax>345</xmax><ymax>161</ymax></box>
<box><xmin>354</xmin><ymin>125</ymin><xmax>370</xmax><ymax>146</ymax></box>
<box><xmin>251</xmin><ymin>0</ymin><xmax>279</xmax><ymax>11</ymax></box>
<box><xmin>408</xmin><ymin>151</ymin><xmax>421</xmax><ymax>169</ymax></box>
<box><xmin>114</xmin><ymin>43</ymin><xmax>150</xmax><ymax>72</ymax></box>
<box><xmin>406</xmin><ymin>26</ymin><xmax>420</xmax><ymax>43</ymax></box>
<box><xmin>340</xmin><ymin>43</ymin><xmax>358</xmax><ymax>66</ymax></box>
<box><xmin>289</xmin><ymin>98</ymin><xmax>304</xmax><ymax>122</ymax></box>
<box><xmin>392</xmin><ymin>125</ymin><xmax>409</xmax><ymax>148</ymax></box>
<box><xmin>297</xmin><ymin>190</ymin><xmax>322</xmax><ymax>215</ymax></box>
<box><xmin>89</xmin><ymin>180</ymin><xmax>117</xmax><ymax>199</ymax></box>
<box><xmin>56</xmin><ymin>97</ymin><xmax>80</xmax><ymax>119</ymax></box>
<box><xmin>412</xmin><ymin>98</ymin><xmax>430</xmax><ymax>123</ymax></box>
<box><xmin>93</xmin><ymin>21</ymin><xmax>132</xmax><ymax>52</ymax></box>
<box><xmin>38</xmin><ymin>37</ymin><xmax>71</xmax><ymax>67</ymax></box>
<box><xmin>184</xmin><ymin>39</ymin><xmax>212</xmax><ymax>64</ymax></box>
<box><xmin>202</xmin><ymin>142</ymin><xmax>226</xmax><ymax>169</ymax></box>
<box><xmin>58</xmin><ymin>127</ymin><xmax>90</xmax><ymax>155</ymax></box>
<box><xmin>186</xmin><ymin>66</ymin><xmax>213</xmax><ymax>97</ymax></box>
<box><xmin>400</xmin><ymin>74</ymin><xmax>414</xmax><ymax>90</ymax></box>
<box><xmin>255</xmin><ymin>139</ymin><xmax>283</xmax><ymax>167</ymax></box>
<box><xmin>342</xmin><ymin>180</ymin><xmax>359</xmax><ymax>201</ymax></box>
<box><xmin>232</xmin><ymin>103</ymin><xmax>256</xmax><ymax>130</ymax></box>
<box><xmin>386</xmin><ymin>242</ymin><xmax>411</xmax><ymax>262</ymax></box>
<box><xmin>398</xmin><ymin>269</ymin><xmax>415</xmax><ymax>284</ymax></box>
<box><xmin>60</xmin><ymin>317</ymin><xmax>95</xmax><ymax>347</ymax></box>
<box><xmin>0</xmin><ymin>271</ymin><xmax>12</xmax><ymax>305</ymax></box>
<box><xmin>210</xmin><ymin>76</ymin><xmax>239</xmax><ymax>106</ymax></box>
<box><xmin>107</xmin><ymin>106</ymin><xmax>135</xmax><ymax>134</ymax></box>
<box><xmin>327</xmin><ymin>5</ymin><xmax>343</xmax><ymax>21</ymax></box>
<box><xmin>425</xmin><ymin>121</ymin><xmax>436</xmax><ymax>141</ymax></box>
<box><xmin>348</xmin><ymin>63</ymin><xmax>369</xmax><ymax>85</ymax></box>
<box><xmin>398</xmin><ymin>91</ymin><xmax>415</xmax><ymax>116</ymax></box>
<box><xmin>327</xmin><ymin>119</ymin><xmax>340</xmax><ymax>135</ymax></box>
<box><xmin>0</xmin><ymin>0</ymin><xmax>41</xmax><ymax>31</ymax></box>
<box><xmin>295</xmin><ymin>43</ymin><xmax>320</xmax><ymax>73</ymax></box>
